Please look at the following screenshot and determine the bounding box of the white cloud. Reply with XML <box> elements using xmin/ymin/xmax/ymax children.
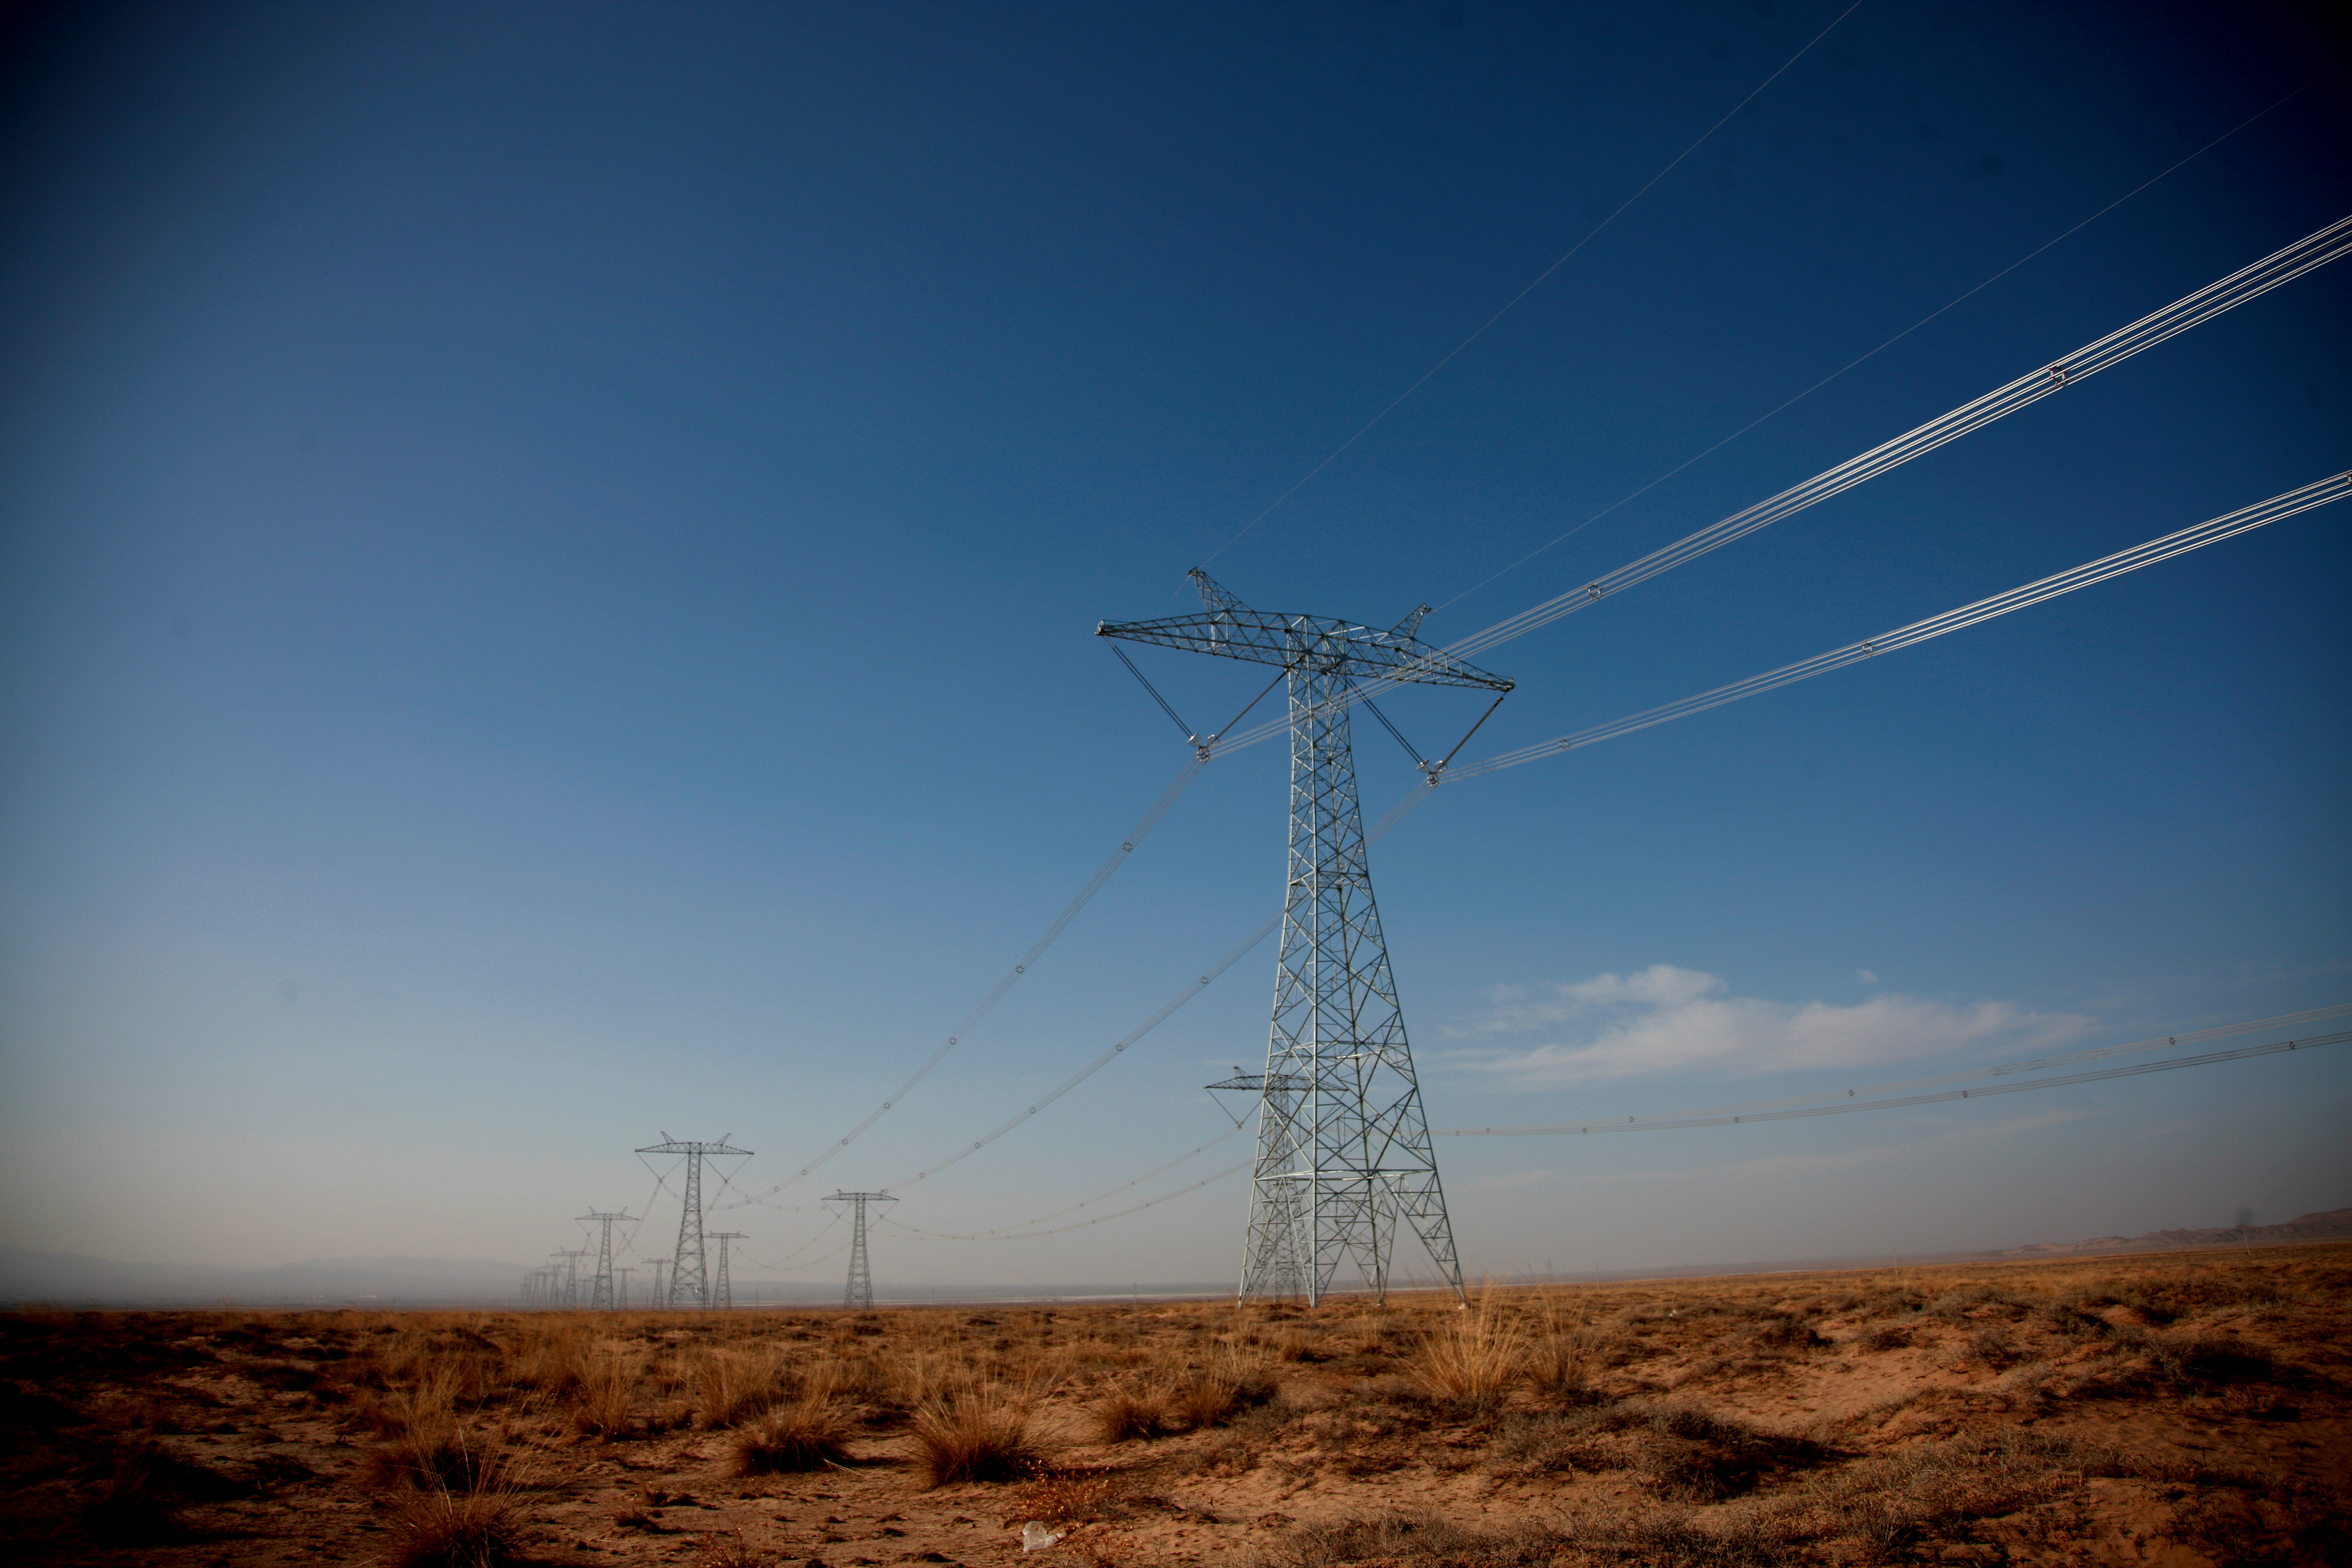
<box><xmin>1438</xmin><ymin>964</ymin><xmax>2091</xmax><ymax>1088</ymax></box>
<box><xmin>1854</xmin><ymin>969</ymin><xmax>1878</xmax><ymax>985</ymax></box>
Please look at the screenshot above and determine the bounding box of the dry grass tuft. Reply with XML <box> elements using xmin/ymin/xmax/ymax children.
<box><xmin>731</xmin><ymin>1396</ymin><xmax>855</xmax><ymax>1474</ymax></box>
<box><xmin>1408</xmin><ymin>1289</ymin><xmax>1525</xmax><ymax>1411</ymax></box>
<box><xmin>910</xmin><ymin>1384</ymin><xmax>1046</xmax><ymax>1486</ymax></box>
<box><xmin>691</xmin><ymin>1346</ymin><xmax>790</xmax><ymax>1429</ymax></box>
<box><xmin>1089</xmin><ymin>1382</ymin><xmax>1170</xmax><ymax>1442</ymax></box>
<box><xmin>382</xmin><ymin>1482</ymin><xmax>528</xmax><ymax>1568</ymax></box>
<box><xmin>1164</xmin><ymin>1351</ymin><xmax>1274</xmax><ymax>1431</ymax></box>
<box><xmin>364</xmin><ymin>1419</ymin><xmax>508</xmax><ymax>1493</ymax></box>
<box><xmin>570</xmin><ymin>1350</ymin><xmax>638</xmax><ymax>1439</ymax></box>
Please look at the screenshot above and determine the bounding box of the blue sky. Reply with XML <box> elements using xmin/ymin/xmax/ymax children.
<box><xmin>3</xmin><ymin>1</ymin><xmax>2347</xmax><ymax>1292</ymax></box>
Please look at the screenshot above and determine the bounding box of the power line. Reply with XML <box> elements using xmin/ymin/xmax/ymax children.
<box><xmin>882</xmin><ymin>1156</ymin><xmax>1253</xmax><ymax>1243</ymax></box>
<box><xmin>1195</xmin><ymin>0</ymin><xmax>1867</xmax><ymax>571</ymax></box>
<box><xmin>732</xmin><ymin>754</ymin><xmax>1207</xmax><ymax>1206</ymax></box>
<box><xmin>1441</xmin><ymin>471</ymin><xmax>2352</xmax><ymax>783</ymax></box>
<box><xmin>1438</xmin><ymin>1002</ymin><xmax>2352</xmax><ymax>1133</ymax></box>
<box><xmin>1202</xmin><ymin>212</ymin><xmax>2352</xmax><ymax>756</ymax></box>
<box><xmin>1431</xmin><ymin>88</ymin><xmax>2303</xmax><ymax>616</ymax></box>
<box><xmin>877</xmin><ymin>916</ymin><xmax>1282</xmax><ymax>1191</ymax></box>
<box><xmin>895</xmin><ymin>1123</ymin><xmax>1249</xmax><ymax>1240</ymax></box>
<box><xmin>1436</xmin><ymin>1029</ymin><xmax>2349</xmax><ymax>1137</ymax></box>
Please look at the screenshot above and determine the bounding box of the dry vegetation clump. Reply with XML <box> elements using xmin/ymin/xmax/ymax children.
<box><xmin>364</xmin><ymin>1416</ymin><xmax>509</xmax><ymax>1492</ymax></box>
<box><xmin>689</xmin><ymin>1344</ymin><xmax>793</xmax><ymax>1428</ymax></box>
<box><xmin>732</xmin><ymin>1391</ymin><xmax>856</xmax><ymax>1474</ymax></box>
<box><xmin>1408</xmin><ymin>1289</ymin><xmax>1527</xmax><ymax>1411</ymax></box>
<box><xmin>382</xmin><ymin>1480</ymin><xmax>529</xmax><ymax>1568</ymax></box>
<box><xmin>569</xmin><ymin>1349</ymin><xmax>640</xmax><ymax>1438</ymax></box>
<box><xmin>909</xmin><ymin>1382</ymin><xmax>1046</xmax><ymax>1485</ymax></box>
<box><xmin>1090</xmin><ymin>1380</ymin><xmax>1171</xmax><ymax>1442</ymax></box>
<box><xmin>1491</xmin><ymin>1401</ymin><xmax>1829</xmax><ymax>1501</ymax></box>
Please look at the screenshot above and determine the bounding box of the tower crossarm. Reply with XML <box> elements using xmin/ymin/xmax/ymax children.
<box><xmin>635</xmin><ymin>1136</ymin><xmax>753</xmax><ymax>1157</ymax></box>
<box><xmin>1098</xmin><ymin>570</ymin><xmax>1510</xmax><ymax>692</ymax></box>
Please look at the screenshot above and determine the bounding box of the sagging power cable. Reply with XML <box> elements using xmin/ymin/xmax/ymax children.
<box><xmin>1432</xmin><ymin>88</ymin><xmax>2302</xmax><ymax>616</ymax></box>
<box><xmin>736</xmin><ymin>752</ymin><xmax>1209</xmax><ymax>1205</ymax></box>
<box><xmin>1203</xmin><ymin>213</ymin><xmax>2352</xmax><ymax>756</ymax></box>
<box><xmin>881</xmin><ymin>1152</ymin><xmax>1253</xmax><ymax>1242</ymax></box>
<box><xmin>1441</xmin><ymin>471</ymin><xmax>2352</xmax><ymax>784</ymax></box>
<box><xmin>1436</xmin><ymin>1028</ymin><xmax>2350</xmax><ymax>1137</ymax></box>
<box><xmin>1435</xmin><ymin>1002</ymin><xmax>2352</xmax><ymax>1135</ymax></box>
<box><xmin>1194</xmin><ymin>0</ymin><xmax>1867</xmax><ymax>571</ymax></box>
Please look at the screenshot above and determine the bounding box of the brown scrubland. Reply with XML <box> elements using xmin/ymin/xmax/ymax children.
<box><xmin>2</xmin><ymin>1244</ymin><xmax>2345</xmax><ymax>1566</ymax></box>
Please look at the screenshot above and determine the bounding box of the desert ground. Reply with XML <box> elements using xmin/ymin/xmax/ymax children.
<box><xmin>2</xmin><ymin>1244</ymin><xmax>2345</xmax><ymax>1567</ymax></box>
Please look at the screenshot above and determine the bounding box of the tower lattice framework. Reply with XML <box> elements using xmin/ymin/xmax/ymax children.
<box><xmin>1101</xmin><ymin>570</ymin><xmax>1508</xmax><ymax>1304</ymax></box>
<box><xmin>579</xmin><ymin>1210</ymin><xmax>633</xmax><ymax>1311</ymax></box>
<box><xmin>825</xmin><ymin>1191</ymin><xmax>894</xmax><ymax>1309</ymax></box>
<box><xmin>637</xmin><ymin>1135</ymin><xmax>752</xmax><ymax>1308</ymax></box>
<box><xmin>708</xmin><ymin>1231</ymin><xmax>747</xmax><ymax>1311</ymax></box>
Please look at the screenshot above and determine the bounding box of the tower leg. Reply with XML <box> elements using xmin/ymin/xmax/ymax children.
<box><xmin>1241</xmin><ymin>652</ymin><xmax>1463</xmax><ymax>1305</ymax></box>
<box><xmin>672</xmin><ymin>1153</ymin><xmax>707</xmax><ymax>1307</ymax></box>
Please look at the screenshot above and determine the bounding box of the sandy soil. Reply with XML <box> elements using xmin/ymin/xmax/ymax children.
<box><xmin>3</xmin><ymin>1244</ymin><xmax>2345</xmax><ymax>1566</ymax></box>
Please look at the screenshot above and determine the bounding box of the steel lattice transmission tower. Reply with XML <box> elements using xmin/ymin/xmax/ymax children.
<box><xmin>825</xmin><ymin>1191</ymin><xmax>895</xmax><ymax>1309</ymax></box>
<box><xmin>708</xmin><ymin>1232</ymin><xmax>748</xmax><ymax>1311</ymax></box>
<box><xmin>579</xmin><ymin>1210</ymin><xmax>634</xmax><ymax>1311</ymax></box>
<box><xmin>1102</xmin><ymin>570</ymin><xmax>1509</xmax><ymax>1305</ymax></box>
<box><xmin>556</xmin><ymin>1248</ymin><xmax>591</xmax><ymax>1310</ymax></box>
<box><xmin>637</xmin><ymin>1134</ymin><xmax>753</xmax><ymax>1307</ymax></box>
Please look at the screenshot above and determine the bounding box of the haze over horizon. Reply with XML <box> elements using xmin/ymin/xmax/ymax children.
<box><xmin>3</xmin><ymin>1</ymin><xmax>2348</xmax><ymax>1295</ymax></box>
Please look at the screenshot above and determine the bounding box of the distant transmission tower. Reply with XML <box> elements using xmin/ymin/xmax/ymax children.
<box><xmin>557</xmin><ymin>1248</ymin><xmax>591</xmax><ymax>1309</ymax></box>
<box><xmin>825</xmin><ymin>1191</ymin><xmax>895</xmax><ymax>1309</ymax></box>
<box><xmin>579</xmin><ymin>1210</ymin><xmax>634</xmax><ymax>1311</ymax></box>
<box><xmin>708</xmin><ymin>1231</ymin><xmax>748</xmax><ymax>1311</ymax></box>
<box><xmin>637</xmin><ymin>1133</ymin><xmax>753</xmax><ymax>1308</ymax></box>
<box><xmin>614</xmin><ymin>1266</ymin><xmax>634</xmax><ymax>1310</ymax></box>
<box><xmin>650</xmin><ymin>1259</ymin><xmax>669</xmax><ymax>1309</ymax></box>
<box><xmin>1102</xmin><ymin>570</ymin><xmax>1506</xmax><ymax>1305</ymax></box>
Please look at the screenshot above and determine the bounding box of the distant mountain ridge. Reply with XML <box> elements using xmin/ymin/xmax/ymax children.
<box><xmin>1996</xmin><ymin>1207</ymin><xmax>2352</xmax><ymax>1257</ymax></box>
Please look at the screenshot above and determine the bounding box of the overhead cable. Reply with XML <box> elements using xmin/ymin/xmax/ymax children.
<box><xmin>1434</xmin><ymin>1029</ymin><xmax>2349</xmax><ymax>1137</ymax></box>
<box><xmin>878</xmin><ymin>918</ymin><xmax>1281</xmax><ymax>1190</ymax></box>
<box><xmin>737</xmin><ymin>754</ymin><xmax>1208</xmax><ymax>1204</ymax></box>
<box><xmin>882</xmin><ymin>1155</ymin><xmax>1252</xmax><ymax>1242</ymax></box>
<box><xmin>1192</xmin><ymin>0</ymin><xmax>1867</xmax><ymax>572</ymax></box>
<box><xmin>1204</xmin><ymin>213</ymin><xmax>2352</xmax><ymax>756</ymax></box>
<box><xmin>871</xmin><ymin>745</ymin><xmax>1460</xmax><ymax>1192</ymax></box>
<box><xmin>1444</xmin><ymin>471</ymin><xmax>2351</xmax><ymax>782</ymax></box>
<box><xmin>887</xmin><ymin>1123</ymin><xmax>1248</xmax><ymax>1238</ymax></box>
<box><xmin>1437</xmin><ymin>1002</ymin><xmax>2351</xmax><ymax>1133</ymax></box>
<box><xmin>1431</xmin><ymin>88</ymin><xmax>2302</xmax><ymax>616</ymax></box>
